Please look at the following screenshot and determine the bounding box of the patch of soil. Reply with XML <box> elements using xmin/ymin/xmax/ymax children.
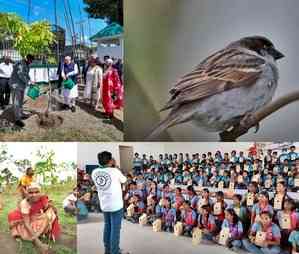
<box><xmin>0</xmin><ymin>93</ymin><xmax>123</xmax><ymax>141</ymax></box>
<box><xmin>56</xmin><ymin>233</ymin><xmax>77</xmax><ymax>251</ymax></box>
<box><xmin>0</xmin><ymin>232</ymin><xmax>18</xmax><ymax>254</ymax></box>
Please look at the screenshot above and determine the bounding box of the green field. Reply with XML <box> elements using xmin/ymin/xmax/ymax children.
<box><xmin>0</xmin><ymin>181</ymin><xmax>77</xmax><ymax>254</ymax></box>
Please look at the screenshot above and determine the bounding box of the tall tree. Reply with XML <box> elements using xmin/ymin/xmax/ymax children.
<box><xmin>83</xmin><ymin>0</ymin><xmax>123</xmax><ymax>26</ymax></box>
<box><xmin>0</xmin><ymin>13</ymin><xmax>55</xmax><ymax>58</ymax></box>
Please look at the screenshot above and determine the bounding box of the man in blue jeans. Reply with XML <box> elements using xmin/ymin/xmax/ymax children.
<box><xmin>91</xmin><ymin>151</ymin><xmax>129</xmax><ymax>254</ymax></box>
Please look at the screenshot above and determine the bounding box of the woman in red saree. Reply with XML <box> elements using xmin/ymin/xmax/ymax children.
<box><xmin>102</xmin><ymin>58</ymin><xmax>124</xmax><ymax>119</ymax></box>
<box><xmin>8</xmin><ymin>183</ymin><xmax>60</xmax><ymax>254</ymax></box>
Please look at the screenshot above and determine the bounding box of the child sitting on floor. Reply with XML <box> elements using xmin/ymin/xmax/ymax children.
<box><xmin>289</xmin><ymin>230</ymin><xmax>299</xmax><ymax>254</ymax></box>
<box><xmin>161</xmin><ymin>198</ymin><xmax>176</xmax><ymax>232</ymax></box>
<box><xmin>197</xmin><ymin>204</ymin><xmax>217</xmax><ymax>241</ymax></box>
<box><xmin>180</xmin><ymin>200</ymin><xmax>197</xmax><ymax>237</ymax></box>
<box><xmin>217</xmin><ymin>208</ymin><xmax>243</xmax><ymax>251</ymax></box>
<box><xmin>229</xmin><ymin>194</ymin><xmax>249</xmax><ymax>231</ymax></box>
<box><xmin>276</xmin><ymin>199</ymin><xmax>299</xmax><ymax>252</ymax></box>
<box><xmin>213</xmin><ymin>191</ymin><xmax>227</xmax><ymax>230</ymax></box>
<box><xmin>251</xmin><ymin>191</ymin><xmax>274</xmax><ymax>225</ymax></box>
<box><xmin>242</xmin><ymin>211</ymin><xmax>281</xmax><ymax>254</ymax></box>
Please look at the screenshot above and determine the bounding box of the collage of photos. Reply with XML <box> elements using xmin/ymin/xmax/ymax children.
<box><xmin>1</xmin><ymin>0</ymin><xmax>299</xmax><ymax>254</ymax></box>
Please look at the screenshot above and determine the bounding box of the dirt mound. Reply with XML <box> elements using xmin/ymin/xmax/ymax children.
<box><xmin>36</xmin><ymin>112</ymin><xmax>64</xmax><ymax>128</ymax></box>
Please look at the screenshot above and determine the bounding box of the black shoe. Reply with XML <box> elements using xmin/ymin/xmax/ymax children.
<box><xmin>15</xmin><ymin>120</ymin><xmax>25</xmax><ymax>128</ymax></box>
<box><xmin>71</xmin><ymin>106</ymin><xmax>76</xmax><ymax>112</ymax></box>
<box><xmin>62</xmin><ymin>104</ymin><xmax>70</xmax><ymax>110</ymax></box>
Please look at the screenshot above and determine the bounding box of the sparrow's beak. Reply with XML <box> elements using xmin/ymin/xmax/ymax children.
<box><xmin>269</xmin><ymin>47</ymin><xmax>285</xmax><ymax>60</ymax></box>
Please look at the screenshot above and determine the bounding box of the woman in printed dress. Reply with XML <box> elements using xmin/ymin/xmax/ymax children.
<box><xmin>7</xmin><ymin>183</ymin><xmax>60</xmax><ymax>254</ymax></box>
<box><xmin>102</xmin><ymin>58</ymin><xmax>124</xmax><ymax>119</ymax></box>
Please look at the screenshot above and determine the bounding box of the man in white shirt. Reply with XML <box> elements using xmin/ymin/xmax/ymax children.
<box><xmin>91</xmin><ymin>151</ymin><xmax>129</xmax><ymax>254</ymax></box>
<box><xmin>0</xmin><ymin>57</ymin><xmax>13</xmax><ymax>109</ymax></box>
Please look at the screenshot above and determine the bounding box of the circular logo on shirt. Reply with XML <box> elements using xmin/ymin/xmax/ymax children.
<box><xmin>95</xmin><ymin>171</ymin><xmax>112</xmax><ymax>191</ymax></box>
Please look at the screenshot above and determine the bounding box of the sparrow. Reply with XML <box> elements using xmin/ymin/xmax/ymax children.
<box><xmin>147</xmin><ymin>36</ymin><xmax>284</xmax><ymax>140</ymax></box>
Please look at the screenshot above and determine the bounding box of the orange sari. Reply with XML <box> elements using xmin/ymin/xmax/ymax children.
<box><xmin>8</xmin><ymin>195</ymin><xmax>60</xmax><ymax>241</ymax></box>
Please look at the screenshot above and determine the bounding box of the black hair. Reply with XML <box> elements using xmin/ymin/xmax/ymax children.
<box><xmin>203</xmin><ymin>188</ymin><xmax>209</xmax><ymax>193</ymax></box>
<box><xmin>183</xmin><ymin>200</ymin><xmax>191</xmax><ymax>206</ymax></box>
<box><xmin>259</xmin><ymin>190</ymin><xmax>269</xmax><ymax>200</ymax></box>
<box><xmin>233</xmin><ymin>194</ymin><xmax>242</xmax><ymax>201</ymax></box>
<box><xmin>187</xmin><ymin>185</ymin><xmax>196</xmax><ymax>195</ymax></box>
<box><xmin>26</xmin><ymin>54</ymin><xmax>35</xmax><ymax>61</ymax></box>
<box><xmin>216</xmin><ymin>191</ymin><xmax>224</xmax><ymax>198</ymax></box>
<box><xmin>260</xmin><ymin>210</ymin><xmax>272</xmax><ymax>219</ymax></box>
<box><xmin>26</xmin><ymin>167</ymin><xmax>33</xmax><ymax>174</ymax></box>
<box><xmin>225</xmin><ymin>208</ymin><xmax>239</xmax><ymax>224</ymax></box>
<box><xmin>284</xmin><ymin>198</ymin><xmax>296</xmax><ymax>211</ymax></box>
<box><xmin>98</xmin><ymin>151</ymin><xmax>112</xmax><ymax>166</ymax></box>
<box><xmin>201</xmin><ymin>204</ymin><xmax>210</xmax><ymax>211</ymax></box>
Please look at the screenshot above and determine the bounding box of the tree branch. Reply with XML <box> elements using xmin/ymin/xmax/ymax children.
<box><xmin>219</xmin><ymin>90</ymin><xmax>299</xmax><ymax>141</ymax></box>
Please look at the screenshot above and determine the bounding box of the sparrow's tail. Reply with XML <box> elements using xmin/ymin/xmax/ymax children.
<box><xmin>145</xmin><ymin>114</ymin><xmax>178</xmax><ymax>141</ymax></box>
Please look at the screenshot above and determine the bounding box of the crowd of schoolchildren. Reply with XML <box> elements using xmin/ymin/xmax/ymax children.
<box><xmin>123</xmin><ymin>146</ymin><xmax>299</xmax><ymax>254</ymax></box>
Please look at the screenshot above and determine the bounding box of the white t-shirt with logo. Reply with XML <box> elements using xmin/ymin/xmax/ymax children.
<box><xmin>91</xmin><ymin>167</ymin><xmax>127</xmax><ymax>212</ymax></box>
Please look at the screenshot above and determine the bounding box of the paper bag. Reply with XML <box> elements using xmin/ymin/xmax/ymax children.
<box><xmin>218</xmin><ymin>181</ymin><xmax>224</xmax><ymax>189</ymax></box>
<box><xmin>197</xmin><ymin>199</ymin><xmax>204</xmax><ymax>212</ymax></box>
<box><xmin>255</xmin><ymin>214</ymin><xmax>261</xmax><ymax>223</ymax></box>
<box><xmin>237</xmin><ymin>175</ymin><xmax>243</xmax><ymax>183</ymax></box>
<box><xmin>219</xmin><ymin>228</ymin><xmax>230</xmax><ymax>245</ymax></box>
<box><xmin>244</xmin><ymin>165</ymin><xmax>249</xmax><ymax>172</ymax></box>
<box><xmin>281</xmin><ymin>213</ymin><xmax>291</xmax><ymax>229</ymax></box>
<box><xmin>174</xmin><ymin>222</ymin><xmax>183</xmax><ymax>236</ymax></box>
<box><xmin>153</xmin><ymin>219</ymin><xmax>162</xmax><ymax>232</ymax></box>
<box><xmin>234</xmin><ymin>207</ymin><xmax>240</xmax><ymax>217</ymax></box>
<box><xmin>214</xmin><ymin>202</ymin><xmax>222</xmax><ymax>215</ymax></box>
<box><xmin>255</xmin><ymin>231</ymin><xmax>266</xmax><ymax>247</ymax></box>
<box><xmin>139</xmin><ymin>213</ymin><xmax>148</xmax><ymax>226</ymax></box>
<box><xmin>265</xmin><ymin>179</ymin><xmax>272</xmax><ymax>189</ymax></box>
<box><xmin>274</xmin><ymin>195</ymin><xmax>283</xmax><ymax>210</ymax></box>
<box><xmin>229</xmin><ymin>182</ymin><xmax>235</xmax><ymax>190</ymax></box>
<box><xmin>127</xmin><ymin>204</ymin><xmax>135</xmax><ymax>217</ymax></box>
<box><xmin>252</xmin><ymin>174</ymin><xmax>259</xmax><ymax>183</ymax></box>
<box><xmin>192</xmin><ymin>228</ymin><xmax>202</xmax><ymax>245</ymax></box>
<box><xmin>246</xmin><ymin>193</ymin><xmax>254</xmax><ymax>206</ymax></box>
<box><xmin>187</xmin><ymin>179</ymin><xmax>193</xmax><ymax>186</ymax></box>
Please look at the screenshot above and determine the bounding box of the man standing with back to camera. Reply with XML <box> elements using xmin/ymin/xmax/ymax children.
<box><xmin>91</xmin><ymin>151</ymin><xmax>129</xmax><ymax>254</ymax></box>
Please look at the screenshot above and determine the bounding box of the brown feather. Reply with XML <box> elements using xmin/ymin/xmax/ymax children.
<box><xmin>161</xmin><ymin>47</ymin><xmax>265</xmax><ymax>112</ymax></box>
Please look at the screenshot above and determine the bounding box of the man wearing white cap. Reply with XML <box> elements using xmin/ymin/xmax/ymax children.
<box><xmin>61</xmin><ymin>55</ymin><xmax>79</xmax><ymax>112</ymax></box>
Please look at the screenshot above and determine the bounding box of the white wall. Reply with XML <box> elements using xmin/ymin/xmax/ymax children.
<box><xmin>164</xmin><ymin>142</ymin><xmax>255</xmax><ymax>155</ymax></box>
<box><xmin>77</xmin><ymin>142</ymin><xmax>265</xmax><ymax>170</ymax></box>
<box><xmin>77</xmin><ymin>142</ymin><xmax>165</xmax><ymax>169</ymax></box>
<box><xmin>96</xmin><ymin>39</ymin><xmax>123</xmax><ymax>60</ymax></box>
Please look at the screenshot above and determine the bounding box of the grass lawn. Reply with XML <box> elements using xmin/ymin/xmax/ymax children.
<box><xmin>0</xmin><ymin>181</ymin><xmax>77</xmax><ymax>254</ymax></box>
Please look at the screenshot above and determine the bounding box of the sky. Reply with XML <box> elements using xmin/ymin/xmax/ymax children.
<box><xmin>0</xmin><ymin>0</ymin><xmax>107</xmax><ymax>45</ymax></box>
<box><xmin>3</xmin><ymin>142</ymin><xmax>77</xmax><ymax>164</ymax></box>
<box><xmin>0</xmin><ymin>142</ymin><xmax>77</xmax><ymax>181</ymax></box>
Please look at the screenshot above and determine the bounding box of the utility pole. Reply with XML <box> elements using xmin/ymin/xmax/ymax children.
<box><xmin>27</xmin><ymin>0</ymin><xmax>31</xmax><ymax>23</ymax></box>
<box><xmin>54</xmin><ymin>0</ymin><xmax>59</xmax><ymax>61</ymax></box>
